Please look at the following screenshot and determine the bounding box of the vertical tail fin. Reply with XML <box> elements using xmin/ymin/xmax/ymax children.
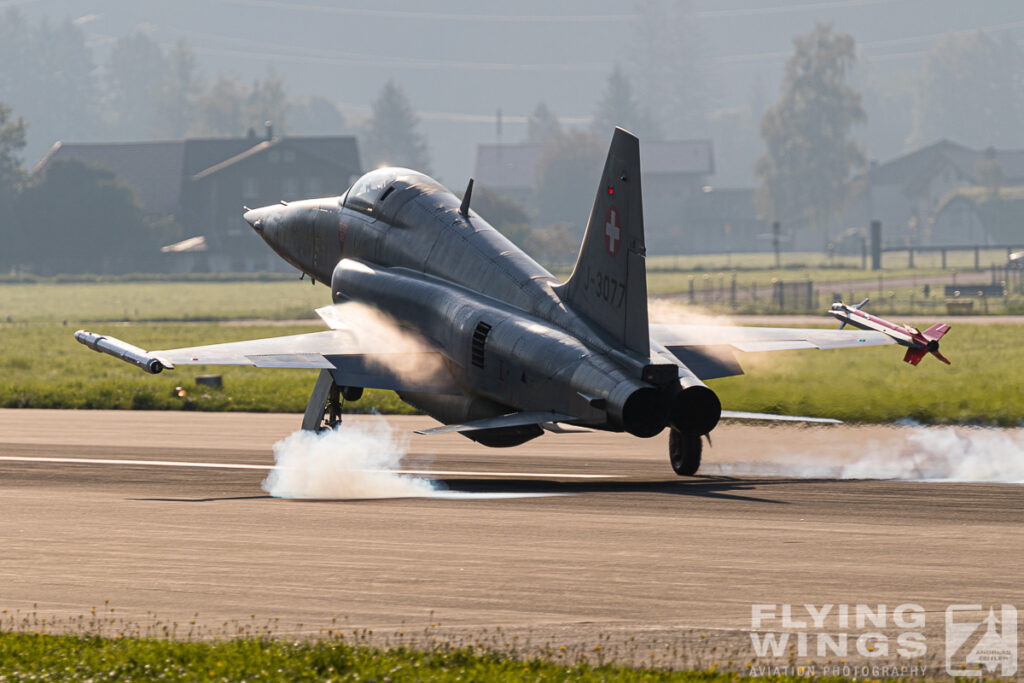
<box><xmin>553</xmin><ymin>128</ymin><xmax>649</xmax><ymax>355</ymax></box>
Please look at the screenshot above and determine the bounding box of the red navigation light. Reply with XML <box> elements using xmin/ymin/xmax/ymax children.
<box><xmin>607</xmin><ymin>185</ymin><xmax>614</xmax><ymax>195</ymax></box>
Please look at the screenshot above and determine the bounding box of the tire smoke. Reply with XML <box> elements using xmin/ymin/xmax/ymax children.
<box><xmin>261</xmin><ymin>419</ymin><xmax>560</xmax><ymax>500</ymax></box>
<box><xmin>262</xmin><ymin>420</ymin><xmax>438</xmax><ymax>499</ymax></box>
<box><xmin>703</xmin><ymin>426</ymin><xmax>1024</xmax><ymax>483</ymax></box>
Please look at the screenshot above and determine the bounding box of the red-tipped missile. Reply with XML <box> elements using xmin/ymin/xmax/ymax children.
<box><xmin>828</xmin><ymin>299</ymin><xmax>951</xmax><ymax>366</ymax></box>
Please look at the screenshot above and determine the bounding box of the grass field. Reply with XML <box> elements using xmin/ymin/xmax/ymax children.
<box><xmin>709</xmin><ymin>323</ymin><xmax>1024</xmax><ymax>425</ymax></box>
<box><xmin>0</xmin><ymin>629</ymin><xmax>928</xmax><ymax>682</ymax></box>
<box><xmin>2</xmin><ymin>249</ymin><xmax>1016</xmax><ymax>322</ymax></box>
<box><xmin>0</xmin><ymin>323</ymin><xmax>412</xmax><ymax>414</ymax></box>
<box><xmin>1</xmin><ymin>320</ymin><xmax>1019</xmax><ymax>424</ymax></box>
<box><xmin>0</xmin><ymin>280</ymin><xmax>330</xmax><ymax>323</ymax></box>
<box><xmin>644</xmin><ymin>248</ymin><xmax>1015</xmax><ymax>272</ymax></box>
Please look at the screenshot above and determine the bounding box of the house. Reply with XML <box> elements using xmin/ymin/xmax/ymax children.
<box><xmin>33</xmin><ymin>128</ymin><xmax>362</xmax><ymax>272</ymax></box>
<box><xmin>678</xmin><ymin>188</ymin><xmax>771</xmax><ymax>254</ymax></box>
<box><xmin>839</xmin><ymin>140</ymin><xmax>1024</xmax><ymax>247</ymax></box>
<box><xmin>933</xmin><ymin>186</ymin><xmax>1024</xmax><ymax>246</ymax></box>
<box><xmin>473</xmin><ymin>139</ymin><xmax>715</xmax><ymax>254</ymax></box>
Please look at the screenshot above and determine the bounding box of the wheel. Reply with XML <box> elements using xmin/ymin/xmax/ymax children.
<box><xmin>341</xmin><ymin>385</ymin><xmax>364</xmax><ymax>402</ymax></box>
<box><xmin>669</xmin><ymin>428</ymin><xmax>702</xmax><ymax>476</ymax></box>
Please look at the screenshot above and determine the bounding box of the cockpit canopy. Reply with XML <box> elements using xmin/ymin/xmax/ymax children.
<box><xmin>343</xmin><ymin>167</ymin><xmax>438</xmax><ymax>217</ymax></box>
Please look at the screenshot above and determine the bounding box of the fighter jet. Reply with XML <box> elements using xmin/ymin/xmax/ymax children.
<box><xmin>829</xmin><ymin>298</ymin><xmax>951</xmax><ymax>365</ymax></box>
<box><xmin>76</xmin><ymin>128</ymin><xmax>918</xmax><ymax>475</ymax></box>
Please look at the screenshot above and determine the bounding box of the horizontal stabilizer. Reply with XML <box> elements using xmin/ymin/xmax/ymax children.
<box><xmin>720</xmin><ymin>411</ymin><xmax>842</xmax><ymax>424</ymax></box>
<box><xmin>415</xmin><ymin>410</ymin><xmax>580</xmax><ymax>435</ymax></box>
<box><xmin>922</xmin><ymin>322</ymin><xmax>950</xmax><ymax>342</ymax></box>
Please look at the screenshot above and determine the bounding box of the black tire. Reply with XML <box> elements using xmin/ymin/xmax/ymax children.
<box><xmin>669</xmin><ymin>428</ymin><xmax>702</xmax><ymax>476</ymax></box>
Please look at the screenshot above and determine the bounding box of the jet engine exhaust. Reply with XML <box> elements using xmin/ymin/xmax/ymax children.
<box><xmin>620</xmin><ymin>386</ymin><xmax>669</xmax><ymax>438</ymax></box>
<box><xmin>669</xmin><ymin>385</ymin><xmax>722</xmax><ymax>436</ymax></box>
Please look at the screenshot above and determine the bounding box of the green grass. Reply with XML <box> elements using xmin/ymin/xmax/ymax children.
<box><xmin>0</xmin><ymin>280</ymin><xmax>329</xmax><ymax>323</ymax></box>
<box><xmin>0</xmin><ymin>630</ymin><xmax>926</xmax><ymax>682</ymax></box>
<box><xmin>709</xmin><ymin>323</ymin><xmax>1024</xmax><ymax>426</ymax></box>
<box><xmin>645</xmin><ymin>248</ymin><xmax>1015</xmax><ymax>273</ymax></box>
<box><xmin>2</xmin><ymin>251</ymin><xmax>1017</xmax><ymax>323</ymax></box>
<box><xmin>0</xmin><ymin>323</ymin><xmax>412</xmax><ymax>414</ymax></box>
<box><xmin>0</xmin><ymin>321</ymin><xmax>1020</xmax><ymax>424</ymax></box>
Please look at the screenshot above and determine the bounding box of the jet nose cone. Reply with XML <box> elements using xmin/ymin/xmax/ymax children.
<box><xmin>243</xmin><ymin>207</ymin><xmax>265</xmax><ymax>232</ymax></box>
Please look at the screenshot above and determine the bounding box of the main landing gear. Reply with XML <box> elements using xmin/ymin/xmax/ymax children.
<box><xmin>669</xmin><ymin>428</ymin><xmax>704</xmax><ymax>476</ymax></box>
<box><xmin>301</xmin><ymin>370</ymin><xmax>363</xmax><ymax>432</ymax></box>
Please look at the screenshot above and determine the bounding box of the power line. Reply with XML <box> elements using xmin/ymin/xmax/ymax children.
<box><xmin>695</xmin><ymin>0</ymin><xmax>904</xmax><ymax>19</ymax></box>
<box><xmin>217</xmin><ymin>0</ymin><xmax>911</xmax><ymax>23</ymax></box>
<box><xmin>216</xmin><ymin>0</ymin><xmax>631</xmax><ymax>23</ymax></box>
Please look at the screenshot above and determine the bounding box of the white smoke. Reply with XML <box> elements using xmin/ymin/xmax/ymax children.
<box><xmin>315</xmin><ymin>302</ymin><xmax>447</xmax><ymax>388</ymax></box>
<box><xmin>261</xmin><ymin>419</ymin><xmax>558</xmax><ymax>500</ymax></box>
<box><xmin>703</xmin><ymin>426</ymin><xmax>1024</xmax><ymax>483</ymax></box>
<box><xmin>262</xmin><ymin>420</ymin><xmax>435</xmax><ymax>499</ymax></box>
<box><xmin>648</xmin><ymin>298</ymin><xmax>736</xmax><ymax>326</ymax></box>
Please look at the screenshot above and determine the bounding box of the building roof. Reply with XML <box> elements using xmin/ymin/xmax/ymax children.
<box><xmin>936</xmin><ymin>185</ymin><xmax>1024</xmax><ymax>244</ymax></box>
<box><xmin>475</xmin><ymin>139</ymin><xmax>714</xmax><ymax>191</ymax></box>
<box><xmin>190</xmin><ymin>136</ymin><xmax>362</xmax><ymax>181</ymax></box>
<box><xmin>33</xmin><ymin>141</ymin><xmax>187</xmax><ymax>215</ymax></box>
<box><xmin>641</xmin><ymin>140</ymin><xmax>714</xmax><ymax>176</ymax></box>
<box><xmin>684</xmin><ymin>187</ymin><xmax>760</xmax><ymax>222</ymax></box>
<box><xmin>33</xmin><ymin>135</ymin><xmax>362</xmax><ymax>216</ymax></box>
<box><xmin>870</xmin><ymin>139</ymin><xmax>1024</xmax><ymax>187</ymax></box>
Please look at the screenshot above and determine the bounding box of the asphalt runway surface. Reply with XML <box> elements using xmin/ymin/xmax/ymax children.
<box><xmin>1</xmin><ymin>409</ymin><xmax>1022</xmax><ymax>672</ymax></box>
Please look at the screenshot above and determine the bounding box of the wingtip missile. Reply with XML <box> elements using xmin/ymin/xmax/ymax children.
<box><xmin>827</xmin><ymin>302</ymin><xmax>951</xmax><ymax>366</ymax></box>
<box><xmin>74</xmin><ymin>330</ymin><xmax>170</xmax><ymax>374</ymax></box>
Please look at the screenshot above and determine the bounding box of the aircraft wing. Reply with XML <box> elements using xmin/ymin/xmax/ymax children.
<box><xmin>77</xmin><ymin>302</ymin><xmax>460</xmax><ymax>394</ymax></box>
<box><xmin>650</xmin><ymin>324</ymin><xmax>896</xmax><ymax>380</ymax></box>
<box><xmin>147</xmin><ymin>329</ymin><xmax>458</xmax><ymax>394</ymax></box>
<box><xmin>153</xmin><ymin>330</ymin><xmax>360</xmax><ymax>368</ymax></box>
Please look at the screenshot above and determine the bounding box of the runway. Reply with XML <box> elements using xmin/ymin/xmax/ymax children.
<box><xmin>1</xmin><ymin>409</ymin><xmax>1022</xmax><ymax>671</ymax></box>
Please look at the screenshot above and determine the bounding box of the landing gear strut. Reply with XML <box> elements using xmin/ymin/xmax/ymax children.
<box><xmin>669</xmin><ymin>428</ymin><xmax>703</xmax><ymax>476</ymax></box>
<box><xmin>301</xmin><ymin>370</ymin><xmax>362</xmax><ymax>432</ymax></box>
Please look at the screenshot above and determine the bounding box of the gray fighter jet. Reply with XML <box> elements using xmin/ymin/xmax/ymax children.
<box><xmin>76</xmin><ymin>128</ymin><xmax>900</xmax><ymax>475</ymax></box>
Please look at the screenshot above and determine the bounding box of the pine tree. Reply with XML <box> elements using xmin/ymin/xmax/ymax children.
<box><xmin>525</xmin><ymin>102</ymin><xmax>561</xmax><ymax>145</ymax></box>
<box><xmin>361</xmin><ymin>81</ymin><xmax>431</xmax><ymax>173</ymax></box>
<box><xmin>592</xmin><ymin>64</ymin><xmax>660</xmax><ymax>139</ymax></box>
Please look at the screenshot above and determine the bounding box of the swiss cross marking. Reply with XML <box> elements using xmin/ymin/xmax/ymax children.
<box><xmin>604</xmin><ymin>206</ymin><xmax>621</xmax><ymax>257</ymax></box>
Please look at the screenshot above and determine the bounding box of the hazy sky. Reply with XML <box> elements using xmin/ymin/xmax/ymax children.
<box><xmin>14</xmin><ymin>0</ymin><xmax>1024</xmax><ymax>184</ymax></box>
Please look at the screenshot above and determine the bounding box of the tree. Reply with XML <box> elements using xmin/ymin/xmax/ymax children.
<box><xmin>976</xmin><ymin>157</ymin><xmax>1005</xmax><ymax>199</ymax></box>
<box><xmin>29</xmin><ymin>18</ymin><xmax>100</xmax><ymax>144</ymax></box>
<box><xmin>470</xmin><ymin>187</ymin><xmax>530</xmax><ymax>233</ymax></box>
<box><xmin>592</xmin><ymin>64</ymin><xmax>660</xmax><ymax>140</ymax></box>
<box><xmin>532</xmin><ymin>130</ymin><xmax>604</xmax><ymax>236</ymax></box>
<box><xmin>244</xmin><ymin>68</ymin><xmax>289</xmax><ymax>135</ymax></box>
<box><xmin>192</xmin><ymin>75</ymin><xmax>247</xmax><ymax>137</ymax></box>
<box><xmin>14</xmin><ymin>159</ymin><xmax>151</xmax><ymax>274</ymax></box>
<box><xmin>289</xmin><ymin>96</ymin><xmax>347</xmax><ymax>135</ymax></box>
<box><xmin>157</xmin><ymin>40</ymin><xmax>205</xmax><ymax>139</ymax></box>
<box><xmin>105</xmin><ymin>32</ymin><xmax>168</xmax><ymax>139</ymax></box>
<box><xmin>361</xmin><ymin>81</ymin><xmax>431</xmax><ymax>172</ymax></box>
<box><xmin>525</xmin><ymin>103</ymin><xmax>561</xmax><ymax>145</ymax></box>
<box><xmin>0</xmin><ymin>102</ymin><xmax>27</xmax><ymax>270</ymax></box>
<box><xmin>630</xmin><ymin>0</ymin><xmax>709</xmax><ymax>138</ymax></box>
<box><xmin>755</xmin><ymin>23</ymin><xmax>866</xmax><ymax>249</ymax></box>
<box><xmin>0</xmin><ymin>102</ymin><xmax>27</xmax><ymax>202</ymax></box>
<box><xmin>908</xmin><ymin>30</ymin><xmax>1024</xmax><ymax>150</ymax></box>
<box><xmin>191</xmin><ymin>71</ymin><xmax>289</xmax><ymax>138</ymax></box>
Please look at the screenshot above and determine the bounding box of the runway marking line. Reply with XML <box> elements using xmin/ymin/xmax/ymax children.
<box><xmin>0</xmin><ymin>455</ymin><xmax>618</xmax><ymax>479</ymax></box>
